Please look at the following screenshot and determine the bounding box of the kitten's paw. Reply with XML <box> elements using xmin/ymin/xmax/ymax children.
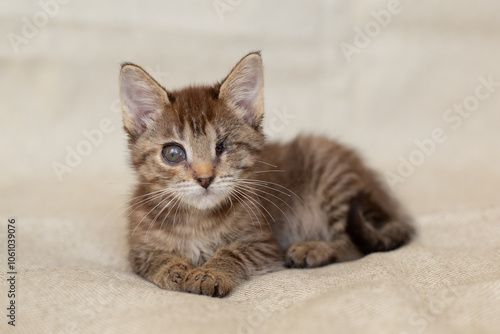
<box><xmin>285</xmin><ymin>241</ymin><xmax>337</xmax><ymax>268</ymax></box>
<box><xmin>182</xmin><ymin>267</ymin><xmax>232</xmax><ymax>297</ymax></box>
<box><xmin>154</xmin><ymin>259</ymin><xmax>194</xmax><ymax>291</ymax></box>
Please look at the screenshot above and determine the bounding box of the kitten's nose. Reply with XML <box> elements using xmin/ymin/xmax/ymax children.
<box><xmin>197</xmin><ymin>177</ymin><xmax>214</xmax><ymax>189</ymax></box>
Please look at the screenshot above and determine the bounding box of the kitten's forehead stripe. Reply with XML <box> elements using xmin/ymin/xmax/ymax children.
<box><xmin>165</xmin><ymin>86</ymin><xmax>220</xmax><ymax>138</ymax></box>
<box><xmin>191</xmin><ymin>115</ymin><xmax>205</xmax><ymax>137</ymax></box>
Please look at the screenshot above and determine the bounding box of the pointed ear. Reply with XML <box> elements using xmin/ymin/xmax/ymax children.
<box><xmin>219</xmin><ymin>52</ymin><xmax>264</xmax><ymax>127</ymax></box>
<box><xmin>119</xmin><ymin>64</ymin><xmax>169</xmax><ymax>137</ymax></box>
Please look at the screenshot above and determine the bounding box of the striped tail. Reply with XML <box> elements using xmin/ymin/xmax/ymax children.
<box><xmin>346</xmin><ymin>191</ymin><xmax>415</xmax><ymax>255</ymax></box>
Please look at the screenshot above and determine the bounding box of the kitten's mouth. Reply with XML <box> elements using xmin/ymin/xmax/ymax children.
<box><xmin>181</xmin><ymin>185</ymin><xmax>230</xmax><ymax>210</ymax></box>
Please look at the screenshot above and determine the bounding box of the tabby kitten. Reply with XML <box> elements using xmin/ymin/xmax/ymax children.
<box><xmin>119</xmin><ymin>52</ymin><xmax>414</xmax><ymax>297</ymax></box>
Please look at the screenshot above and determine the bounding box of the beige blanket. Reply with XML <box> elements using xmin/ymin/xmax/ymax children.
<box><xmin>1</xmin><ymin>1</ymin><xmax>499</xmax><ymax>333</ymax></box>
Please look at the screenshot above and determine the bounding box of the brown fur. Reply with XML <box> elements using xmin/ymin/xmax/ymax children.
<box><xmin>119</xmin><ymin>52</ymin><xmax>414</xmax><ymax>297</ymax></box>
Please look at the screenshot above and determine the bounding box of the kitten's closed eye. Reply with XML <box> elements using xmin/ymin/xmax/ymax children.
<box><xmin>216</xmin><ymin>138</ymin><xmax>226</xmax><ymax>156</ymax></box>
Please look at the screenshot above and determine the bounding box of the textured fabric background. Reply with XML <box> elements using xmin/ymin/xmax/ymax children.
<box><xmin>1</xmin><ymin>1</ymin><xmax>499</xmax><ymax>333</ymax></box>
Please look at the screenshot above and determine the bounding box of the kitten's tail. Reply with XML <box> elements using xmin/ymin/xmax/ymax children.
<box><xmin>346</xmin><ymin>191</ymin><xmax>415</xmax><ymax>255</ymax></box>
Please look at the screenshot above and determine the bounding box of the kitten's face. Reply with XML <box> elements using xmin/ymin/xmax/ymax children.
<box><xmin>120</xmin><ymin>53</ymin><xmax>265</xmax><ymax>210</ymax></box>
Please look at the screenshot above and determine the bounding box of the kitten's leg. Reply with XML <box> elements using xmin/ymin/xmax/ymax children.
<box><xmin>285</xmin><ymin>175</ymin><xmax>362</xmax><ymax>269</ymax></box>
<box><xmin>129</xmin><ymin>248</ymin><xmax>194</xmax><ymax>291</ymax></box>
<box><xmin>182</xmin><ymin>235</ymin><xmax>282</xmax><ymax>297</ymax></box>
<box><xmin>285</xmin><ymin>234</ymin><xmax>362</xmax><ymax>268</ymax></box>
<box><xmin>286</xmin><ymin>191</ymin><xmax>414</xmax><ymax>269</ymax></box>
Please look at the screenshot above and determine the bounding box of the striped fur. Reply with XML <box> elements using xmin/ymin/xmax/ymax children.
<box><xmin>119</xmin><ymin>53</ymin><xmax>414</xmax><ymax>297</ymax></box>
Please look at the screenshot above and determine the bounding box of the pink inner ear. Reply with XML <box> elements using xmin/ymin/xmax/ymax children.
<box><xmin>234</xmin><ymin>76</ymin><xmax>261</xmax><ymax>108</ymax></box>
<box><xmin>228</xmin><ymin>67</ymin><xmax>262</xmax><ymax>124</ymax></box>
<box><xmin>135</xmin><ymin>109</ymin><xmax>156</xmax><ymax>134</ymax></box>
<box><xmin>122</xmin><ymin>79</ymin><xmax>162</xmax><ymax>135</ymax></box>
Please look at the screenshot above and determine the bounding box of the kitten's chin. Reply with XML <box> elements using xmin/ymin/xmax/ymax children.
<box><xmin>182</xmin><ymin>188</ymin><xmax>230</xmax><ymax>211</ymax></box>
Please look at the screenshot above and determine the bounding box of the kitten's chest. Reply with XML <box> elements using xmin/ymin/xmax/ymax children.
<box><xmin>174</xmin><ymin>234</ymin><xmax>216</xmax><ymax>266</ymax></box>
<box><xmin>154</xmin><ymin>215</ymin><xmax>232</xmax><ymax>266</ymax></box>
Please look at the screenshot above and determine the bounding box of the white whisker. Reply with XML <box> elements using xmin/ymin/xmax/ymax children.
<box><xmin>105</xmin><ymin>188</ymin><xmax>169</xmax><ymax>219</ymax></box>
<box><xmin>255</xmin><ymin>160</ymin><xmax>278</xmax><ymax>168</ymax></box>
<box><xmin>232</xmin><ymin>192</ymin><xmax>259</xmax><ymax>229</ymax></box>
<box><xmin>237</xmin><ymin>180</ymin><xmax>291</xmax><ymax>197</ymax></box>
<box><xmin>123</xmin><ymin>190</ymin><xmax>173</xmax><ymax>217</ymax></box>
<box><xmin>153</xmin><ymin>194</ymin><xmax>183</xmax><ymax>237</ymax></box>
<box><xmin>139</xmin><ymin>196</ymin><xmax>172</xmax><ymax>241</ymax></box>
<box><xmin>172</xmin><ymin>194</ymin><xmax>184</xmax><ymax>227</ymax></box>
<box><xmin>233</xmin><ymin>188</ymin><xmax>272</xmax><ymax>230</ymax></box>
<box><xmin>253</xmin><ymin>170</ymin><xmax>286</xmax><ymax>174</ymax></box>
<box><xmin>239</xmin><ymin>183</ymin><xmax>300</xmax><ymax>218</ymax></box>
<box><xmin>236</xmin><ymin>183</ymin><xmax>294</xmax><ymax>228</ymax></box>
<box><xmin>132</xmin><ymin>191</ymin><xmax>173</xmax><ymax>238</ymax></box>
<box><xmin>147</xmin><ymin>194</ymin><xmax>181</xmax><ymax>240</ymax></box>
<box><xmin>238</xmin><ymin>178</ymin><xmax>311</xmax><ymax>214</ymax></box>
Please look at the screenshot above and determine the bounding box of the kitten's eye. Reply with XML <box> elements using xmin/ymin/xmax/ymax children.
<box><xmin>216</xmin><ymin>139</ymin><xmax>226</xmax><ymax>156</ymax></box>
<box><xmin>162</xmin><ymin>145</ymin><xmax>186</xmax><ymax>164</ymax></box>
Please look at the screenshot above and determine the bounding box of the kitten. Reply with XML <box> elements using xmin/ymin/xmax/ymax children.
<box><xmin>119</xmin><ymin>52</ymin><xmax>414</xmax><ymax>297</ymax></box>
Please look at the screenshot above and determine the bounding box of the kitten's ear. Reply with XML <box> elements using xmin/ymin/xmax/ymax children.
<box><xmin>219</xmin><ymin>52</ymin><xmax>264</xmax><ymax>127</ymax></box>
<box><xmin>119</xmin><ymin>64</ymin><xmax>170</xmax><ymax>137</ymax></box>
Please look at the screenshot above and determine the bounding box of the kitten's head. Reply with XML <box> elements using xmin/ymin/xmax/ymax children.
<box><xmin>119</xmin><ymin>52</ymin><xmax>265</xmax><ymax>210</ymax></box>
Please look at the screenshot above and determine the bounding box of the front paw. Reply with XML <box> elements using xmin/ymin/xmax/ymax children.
<box><xmin>182</xmin><ymin>267</ymin><xmax>232</xmax><ymax>297</ymax></box>
<box><xmin>154</xmin><ymin>260</ymin><xmax>194</xmax><ymax>291</ymax></box>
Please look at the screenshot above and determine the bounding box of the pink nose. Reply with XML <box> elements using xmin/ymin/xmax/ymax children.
<box><xmin>197</xmin><ymin>177</ymin><xmax>214</xmax><ymax>189</ymax></box>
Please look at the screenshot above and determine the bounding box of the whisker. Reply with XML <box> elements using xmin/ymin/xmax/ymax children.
<box><xmin>239</xmin><ymin>183</ymin><xmax>300</xmax><ymax>218</ymax></box>
<box><xmin>226</xmin><ymin>195</ymin><xmax>234</xmax><ymax>215</ymax></box>
<box><xmin>232</xmin><ymin>192</ymin><xmax>259</xmax><ymax>229</ymax></box>
<box><xmin>236</xmin><ymin>183</ymin><xmax>294</xmax><ymax>228</ymax></box>
<box><xmin>253</xmin><ymin>170</ymin><xmax>286</xmax><ymax>174</ymax></box>
<box><xmin>161</xmin><ymin>194</ymin><xmax>184</xmax><ymax>232</ymax></box>
<box><xmin>146</xmin><ymin>194</ymin><xmax>181</xmax><ymax>240</ymax></box>
<box><xmin>233</xmin><ymin>188</ymin><xmax>272</xmax><ymax>230</ymax></box>
<box><xmin>233</xmin><ymin>187</ymin><xmax>275</xmax><ymax>224</ymax></box>
<box><xmin>118</xmin><ymin>192</ymin><xmax>170</xmax><ymax>230</ymax></box>
<box><xmin>236</xmin><ymin>180</ymin><xmax>291</xmax><ymax>198</ymax></box>
<box><xmin>123</xmin><ymin>189</ymin><xmax>176</xmax><ymax>219</ymax></box>
<box><xmin>139</xmin><ymin>196</ymin><xmax>172</xmax><ymax>241</ymax></box>
<box><xmin>238</xmin><ymin>178</ymin><xmax>311</xmax><ymax>214</ymax></box>
<box><xmin>172</xmin><ymin>194</ymin><xmax>184</xmax><ymax>227</ymax></box>
<box><xmin>105</xmin><ymin>182</ymin><xmax>142</xmax><ymax>185</ymax></box>
<box><xmin>132</xmin><ymin>192</ymin><xmax>173</xmax><ymax>238</ymax></box>
<box><xmin>105</xmin><ymin>188</ymin><xmax>169</xmax><ymax>219</ymax></box>
<box><xmin>255</xmin><ymin>160</ymin><xmax>278</xmax><ymax>168</ymax></box>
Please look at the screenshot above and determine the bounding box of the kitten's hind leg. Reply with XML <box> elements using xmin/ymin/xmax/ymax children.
<box><xmin>285</xmin><ymin>235</ymin><xmax>362</xmax><ymax>268</ymax></box>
